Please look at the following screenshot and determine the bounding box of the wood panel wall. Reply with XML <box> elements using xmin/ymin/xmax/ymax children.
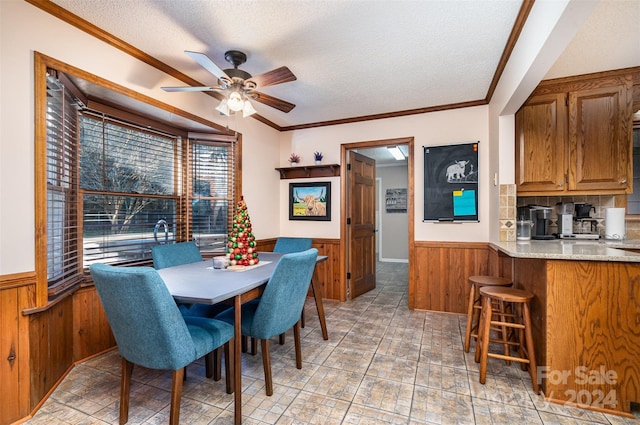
<box><xmin>259</xmin><ymin>238</ymin><xmax>344</xmax><ymax>302</ymax></box>
<box><xmin>411</xmin><ymin>242</ymin><xmax>513</xmax><ymax>313</ymax></box>
<box><xmin>0</xmin><ymin>273</ymin><xmax>35</xmax><ymax>424</ymax></box>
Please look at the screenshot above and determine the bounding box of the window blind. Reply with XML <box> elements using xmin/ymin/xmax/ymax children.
<box><xmin>46</xmin><ymin>75</ymin><xmax>81</xmax><ymax>292</ymax></box>
<box><xmin>80</xmin><ymin>114</ymin><xmax>180</xmax><ymax>266</ymax></box>
<box><xmin>190</xmin><ymin>140</ymin><xmax>235</xmax><ymax>253</ymax></box>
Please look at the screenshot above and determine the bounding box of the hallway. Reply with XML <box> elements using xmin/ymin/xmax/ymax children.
<box><xmin>26</xmin><ymin>262</ymin><xmax>639</xmax><ymax>424</ymax></box>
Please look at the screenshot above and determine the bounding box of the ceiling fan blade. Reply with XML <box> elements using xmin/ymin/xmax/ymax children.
<box><xmin>251</xmin><ymin>91</ymin><xmax>295</xmax><ymax>113</ymax></box>
<box><xmin>184</xmin><ymin>50</ymin><xmax>230</xmax><ymax>80</ymax></box>
<box><xmin>246</xmin><ymin>66</ymin><xmax>296</xmax><ymax>88</ymax></box>
<box><xmin>161</xmin><ymin>86</ymin><xmax>222</xmax><ymax>92</ymax></box>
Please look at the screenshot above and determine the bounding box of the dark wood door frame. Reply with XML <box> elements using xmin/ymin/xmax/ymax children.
<box><xmin>340</xmin><ymin>137</ymin><xmax>415</xmax><ymax>303</ymax></box>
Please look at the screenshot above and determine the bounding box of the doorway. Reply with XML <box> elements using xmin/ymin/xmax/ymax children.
<box><xmin>340</xmin><ymin>137</ymin><xmax>414</xmax><ymax>300</ymax></box>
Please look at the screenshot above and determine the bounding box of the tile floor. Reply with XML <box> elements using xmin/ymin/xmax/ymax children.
<box><xmin>26</xmin><ymin>262</ymin><xmax>639</xmax><ymax>424</ymax></box>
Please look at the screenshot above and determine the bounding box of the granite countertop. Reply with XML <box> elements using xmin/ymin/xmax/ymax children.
<box><xmin>490</xmin><ymin>239</ymin><xmax>640</xmax><ymax>262</ymax></box>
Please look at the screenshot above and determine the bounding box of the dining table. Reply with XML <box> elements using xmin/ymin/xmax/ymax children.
<box><xmin>156</xmin><ymin>251</ymin><xmax>328</xmax><ymax>425</ymax></box>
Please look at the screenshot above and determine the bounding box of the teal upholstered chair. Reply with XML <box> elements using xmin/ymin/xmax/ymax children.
<box><xmin>151</xmin><ymin>241</ymin><xmax>203</xmax><ymax>269</ymax></box>
<box><xmin>216</xmin><ymin>248</ymin><xmax>318</xmax><ymax>396</ymax></box>
<box><xmin>273</xmin><ymin>237</ymin><xmax>313</xmax><ymax>254</ymax></box>
<box><xmin>89</xmin><ymin>263</ymin><xmax>234</xmax><ymax>425</ymax></box>
<box><xmin>152</xmin><ymin>241</ymin><xmax>221</xmax><ymax>318</ymax></box>
<box><xmin>273</xmin><ymin>237</ymin><xmax>314</xmax><ymax>344</ymax></box>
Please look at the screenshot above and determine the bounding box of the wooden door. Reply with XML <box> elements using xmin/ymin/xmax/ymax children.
<box><xmin>348</xmin><ymin>151</ymin><xmax>376</xmax><ymax>298</ymax></box>
<box><xmin>568</xmin><ymin>83</ymin><xmax>632</xmax><ymax>192</ymax></box>
<box><xmin>515</xmin><ymin>93</ymin><xmax>567</xmax><ymax>194</ymax></box>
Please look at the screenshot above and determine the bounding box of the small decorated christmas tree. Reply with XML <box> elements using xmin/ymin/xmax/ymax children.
<box><xmin>227</xmin><ymin>196</ymin><xmax>259</xmax><ymax>267</ymax></box>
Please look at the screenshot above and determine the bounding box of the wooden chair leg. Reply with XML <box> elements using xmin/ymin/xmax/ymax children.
<box><xmin>224</xmin><ymin>339</ymin><xmax>234</xmax><ymax>394</ymax></box>
<box><xmin>241</xmin><ymin>335</ymin><xmax>248</xmax><ymax>353</ymax></box>
<box><xmin>523</xmin><ymin>303</ymin><xmax>540</xmax><ymax>394</ymax></box>
<box><xmin>478</xmin><ymin>296</ymin><xmax>493</xmax><ymax>385</ymax></box>
<box><xmin>170</xmin><ymin>368</ymin><xmax>185</xmax><ymax>425</ymax></box>
<box><xmin>251</xmin><ymin>337</ymin><xmax>257</xmax><ymax>355</ymax></box>
<box><xmin>301</xmin><ymin>308</ymin><xmax>306</xmax><ymax>328</ymax></box>
<box><xmin>120</xmin><ymin>358</ymin><xmax>134</xmax><ymax>425</ymax></box>
<box><xmin>214</xmin><ymin>347</ymin><xmax>222</xmax><ymax>381</ymax></box>
<box><xmin>464</xmin><ymin>283</ymin><xmax>476</xmax><ymax>353</ymax></box>
<box><xmin>205</xmin><ymin>351</ymin><xmax>214</xmax><ymax>379</ymax></box>
<box><xmin>260</xmin><ymin>339</ymin><xmax>273</xmax><ymax>396</ymax></box>
<box><xmin>294</xmin><ymin>321</ymin><xmax>302</xmax><ymax>369</ymax></box>
<box><xmin>279</xmin><ymin>333</ymin><xmax>285</xmax><ymax>345</ymax></box>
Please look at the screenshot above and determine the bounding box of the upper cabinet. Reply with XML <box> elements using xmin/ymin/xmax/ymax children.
<box><xmin>516</xmin><ymin>71</ymin><xmax>634</xmax><ymax>196</ymax></box>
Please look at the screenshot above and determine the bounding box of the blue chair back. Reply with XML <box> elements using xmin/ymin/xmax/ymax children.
<box><xmin>90</xmin><ymin>263</ymin><xmax>201</xmax><ymax>370</ymax></box>
<box><xmin>152</xmin><ymin>241</ymin><xmax>202</xmax><ymax>269</ymax></box>
<box><xmin>250</xmin><ymin>248</ymin><xmax>318</xmax><ymax>339</ymax></box>
<box><xmin>273</xmin><ymin>237</ymin><xmax>312</xmax><ymax>253</ymax></box>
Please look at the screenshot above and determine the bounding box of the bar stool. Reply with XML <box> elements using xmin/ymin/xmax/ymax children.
<box><xmin>464</xmin><ymin>275</ymin><xmax>512</xmax><ymax>353</ymax></box>
<box><xmin>475</xmin><ymin>286</ymin><xmax>539</xmax><ymax>393</ymax></box>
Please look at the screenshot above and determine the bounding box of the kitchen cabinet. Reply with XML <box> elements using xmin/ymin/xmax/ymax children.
<box><xmin>516</xmin><ymin>74</ymin><xmax>633</xmax><ymax>196</ymax></box>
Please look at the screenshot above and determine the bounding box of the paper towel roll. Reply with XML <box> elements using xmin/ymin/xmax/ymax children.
<box><xmin>605</xmin><ymin>208</ymin><xmax>626</xmax><ymax>240</ymax></box>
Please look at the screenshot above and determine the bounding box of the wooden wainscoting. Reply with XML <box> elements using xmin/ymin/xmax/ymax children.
<box><xmin>411</xmin><ymin>242</ymin><xmax>513</xmax><ymax>313</ymax></box>
<box><xmin>0</xmin><ymin>272</ymin><xmax>36</xmax><ymax>424</ymax></box>
<box><xmin>73</xmin><ymin>286</ymin><xmax>115</xmax><ymax>361</ymax></box>
<box><xmin>310</xmin><ymin>238</ymin><xmax>344</xmax><ymax>302</ymax></box>
<box><xmin>258</xmin><ymin>237</ymin><xmax>343</xmax><ymax>302</ymax></box>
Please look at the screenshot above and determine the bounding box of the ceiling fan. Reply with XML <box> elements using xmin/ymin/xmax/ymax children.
<box><xmin>162</xmin><ymin>50</ymin><xmax>296</xmax><ymax>117</ymax></box>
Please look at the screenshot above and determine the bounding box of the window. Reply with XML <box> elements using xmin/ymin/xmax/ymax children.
<box><xmin>190</xmin><ymin>140</ymin><xmax>236</xmax><ymax>253</ymax></box>
<box><xmin>80</xmin><ymin>113</ymin><xmax>181</xmax><ymax>266</ymax></box>
<box><xmin>45</xmin><ymin>74</ymin><xmax>81</xmax><ymax>292</ymax></box>
<box><xmin>39</xmin><ymin>64</ymin><xmax>238</xmax><ymax>298</ymax></box>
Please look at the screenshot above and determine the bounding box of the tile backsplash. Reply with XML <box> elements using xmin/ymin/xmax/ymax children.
<box><xmin>499</xmin><ymin>184</ymin><xmax>516</xmax><ymax>241</ymax></box>
<box><xmin>517</xmin><ymin>195</ymin><xmax>639</xmax><ymax>239</ymax></box>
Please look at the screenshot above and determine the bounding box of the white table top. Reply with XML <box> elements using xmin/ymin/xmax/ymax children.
<box><xmin>157</xmin><ymin>252</ymin><xmax>328</xmax><ymax>304</ymax></box>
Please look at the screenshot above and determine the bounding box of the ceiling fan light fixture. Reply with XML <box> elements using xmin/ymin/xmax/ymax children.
<box><xmin>227</xmin><ymin>91</ymin><xmax>244</xmax><ymax>112</ymax></box>
<box><xmin>387</xmin><ymin>146</ymin><xmax>405</xmax><ymax>160</ymax></box>
<box><xmin>215</xmin><ymin>98</ymin><xmax>230</xmax><ymax>116</ymax></box>
<box><xmin>242</xmin><ymin>100</ymin><xmax>257</xmax><ymax>117</ymax></box>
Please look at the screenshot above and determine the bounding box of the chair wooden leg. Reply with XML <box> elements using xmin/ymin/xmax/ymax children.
<box><xmin>251</xmin><ymin>337</ymin><xmax>257</xmax><ymax>355</ymax></box>
<box><xmin>260</xmin><ymin>339</ymin><xmax>273</xmax><ymax>396</ymax></box>
<box><xmin>294</xmin><ymin>321</ymin><xmax>302</xmax><ymax>369</ymax></box>
<box><xmin>214</xmin><ymin>347</ymin><xmax>222</xmax><ymax>381</ymax></box>
<box><xmin>241</xmin><ymin>335</ymin><xmax>248</xmax><ymax>353</ymax></box>
<box><xmin>224</xmin><ymin>339</ymin><xmax>234</xmax><ymax>394</ymax></box>
<box><xmin>205</xmin><ymin>351</ymin><xmax>214</xmax><ymax>379</ymax></box>
<box><xmin>478</xmin><ymin>296</ymin><xmax>493</xmax><ymax>384</ymax></box>
<box><xmin>279</xmin><ymin>333</ymin><xmax>285</xmax><ymax>345</ymax></box>
<box><xmin>523</xmin><ymin>303</ymin><xmax>540</xmax><ymax>394</ymax></box>
<box><xmin>464</xmin><ymin>283</ymin><xmax>476</xmax><ymax>353</ymax></box>
<box><xmin>301</xmin><ymin>308</ymin><xmax>306</xmax><ymax>328</ymax></box>
<box><xmin>170</xmin><ymin>368</ymin><xmax>185</xmax><ymax>425</ymax></box>
<box><xmin>120</xmin><ymin>358</ymin><xmax>134</xmax><ymax>425</ymax></box>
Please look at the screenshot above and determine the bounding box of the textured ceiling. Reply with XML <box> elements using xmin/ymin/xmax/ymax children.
<box><xmin>48</xmin><ymin>0</ymin><xmax>639</xmax><ymax>130</ymax></box>
<box><xmin>50</xmin><ymin>0</ymin><xmax>522</xmax><ymax>128</ymax></box>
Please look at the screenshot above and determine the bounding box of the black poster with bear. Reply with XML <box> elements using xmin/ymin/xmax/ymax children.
<box><xmin>423</xmin><ymin>142</ymin><xmax>479</xmax><ymax>222</ymax></box>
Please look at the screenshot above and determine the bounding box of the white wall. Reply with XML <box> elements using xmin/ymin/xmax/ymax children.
<box><xmin>0</xmin><ymin>1</ymin><xmax>281</xmax><ymax>274</ymax></box>
<box><xmin>279</xmin><ymin>106</ymin><xmax>491</xmax><ymax>242</ymax></box>
<box><xmin>377</xmin><ymin>166</ymin><xmax>409</xmax><ymax>261</ymax></box>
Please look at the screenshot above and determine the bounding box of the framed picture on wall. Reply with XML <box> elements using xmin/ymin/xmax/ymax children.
<box><xmin>289</xmin><ymin>181</ymin><xmax>331</xmax><ymax>221</ymax></box>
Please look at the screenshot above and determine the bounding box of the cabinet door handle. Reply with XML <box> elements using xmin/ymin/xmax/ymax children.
<box><xmin>621</xmin><ymin>179</ymin><xmax>627</xmax><ymax>184</ymax></box>
<box><xmin>558</xmin><ymin>182</ymin><xmax>564</xmax><ymax>187</ymax></box>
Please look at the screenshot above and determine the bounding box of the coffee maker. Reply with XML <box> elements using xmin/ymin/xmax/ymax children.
<box><xmin>555</xmin><ymin>202</ymin><xmax>574</xmax><ymax>237</ymax></box>
<box><xmin>518</xmin><ymin>205</ymin><xmax>555</xmax><ymax>240</ymax></box>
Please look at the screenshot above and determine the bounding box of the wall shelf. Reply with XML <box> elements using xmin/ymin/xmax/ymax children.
<box><xmin>275</xmin><ymin>164</ymin><xmax>341</xmax><ymax>179</ymax></box>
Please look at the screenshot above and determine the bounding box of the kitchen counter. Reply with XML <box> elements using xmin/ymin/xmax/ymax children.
<box><xmin>494</xmin><ymin>240</ymin><xmax>640</xmax><ymax>416</ymax></box>
<box><xmin>490</xmin><ymin>239</ymin><xmax>640</xmax><ymax>262</ymax></box>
